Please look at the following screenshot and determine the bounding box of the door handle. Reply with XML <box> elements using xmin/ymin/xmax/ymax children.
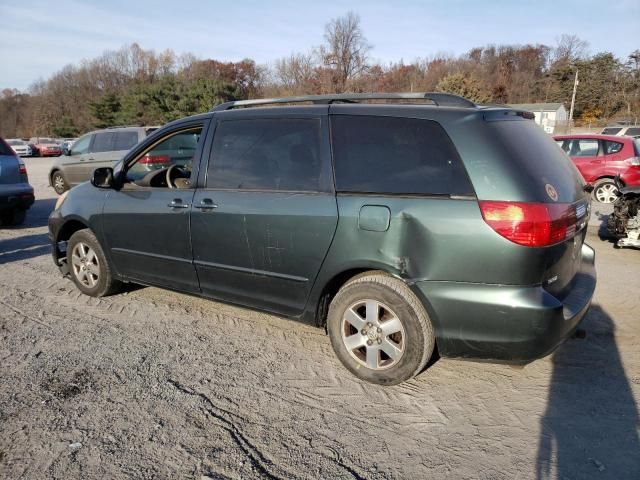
<box><xmin>195</xmin><ymin>198</ymin><xmax>218</xmax><ymax>210</ymax></box>
<box><xmin>168</xmin><ymin>199</ymin><xmax>189</xmax><ymax>209</ymax></box>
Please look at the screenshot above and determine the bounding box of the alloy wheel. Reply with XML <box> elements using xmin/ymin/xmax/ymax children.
<box><xmin>53</xmin><ymin>173</ymin><xmax>66</xmax><ymax>194</ymax></box>
<box><xmin>341</xmin><ymin>299</ymin><xmax>406</xmax><ymax>370</ymax></box>
<box><xmin>71</xmin><ymin>242</ymin><xmax>100</xmax><ymax>288</ymax></box>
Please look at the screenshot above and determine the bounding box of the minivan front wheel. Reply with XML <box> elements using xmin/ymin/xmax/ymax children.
<box><xmin>51</xmin><ymin>171</ymin><xmax>68</xmax><ymax>195</ymax></box>
<box><xmin>67</xmin><ymin>229</ymin><xmax>120</xmax><ymax>297</ymax></box>
<box><xmin>593</xmin><ymin>178</ymin><xmax>619</xmax><ymax>204</ymax></box>
<box><xmin>327</xmin><ymin>272</ymin><xmax>435</xmax><ymax>385</ymax></box>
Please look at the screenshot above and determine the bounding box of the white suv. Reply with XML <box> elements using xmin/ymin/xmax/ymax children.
<box><xmin>601</xmin><ymin>125</ymin><xmax>640</xmax><ymax>136</ymax></box>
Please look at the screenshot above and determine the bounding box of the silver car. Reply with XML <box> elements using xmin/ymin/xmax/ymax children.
<box><xmin>49</xmin><ymin>126</ymin><xmax>158</xmax><ymax>194</ymax></box>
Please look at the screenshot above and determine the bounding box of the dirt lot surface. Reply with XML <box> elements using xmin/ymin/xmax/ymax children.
<box><xmin>1</xmin><ymin>157</ymin><xmax>639</xmax><ymax>479</ymax></box>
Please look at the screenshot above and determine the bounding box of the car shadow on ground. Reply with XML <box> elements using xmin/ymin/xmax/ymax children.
<box><xmin>0</xmin><ymin>233</ymin><xmax>51</xmax><ymax>264</ymax></box>
<box><xmin>0</xmin><ymin>197</ymin><xmax>57</xmax><ymax>230</ymax></box>
<box><xmin>535</xmin><ymin>305</ymin><xmax>640</xmax><ymax>479</ymax></box>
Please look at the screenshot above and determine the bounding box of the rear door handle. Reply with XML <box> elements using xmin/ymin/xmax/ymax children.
<box><xmin>168</xmin><ymin>199</ymin><xmax>189</xmax><ymax>209</ymax></box>
<box><xmin>195</xmin><ymin>198</ymin><xmax>218</xmax><ymax>210</ymax></box>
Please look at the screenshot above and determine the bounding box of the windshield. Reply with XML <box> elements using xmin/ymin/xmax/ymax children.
<box><xmin>8</xmin><ymin>140</ymin><xmax>24</xmax><ymax>146</ymax></box>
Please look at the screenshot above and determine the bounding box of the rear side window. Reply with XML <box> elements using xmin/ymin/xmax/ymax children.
<box><xmin>114</xmin><ymin>131</ymin><xmax>139</xmax><ymax>151</ymax></box>
<box><xmin>331</xmin><ymin>115</ymin><xmax>473</xmax><ymax>195</ymax></box>
<box><xmin>567</xmin><ymin>139</ymin><xmax>598</xmax><ymax>157</ymax></box>
<box><xmin>602</xmin><ymin>127</ymin><xmax>622</xmax><ymax>135</ymax></box>
<box><xmin>604</xmin><ymin>140</ymin><xmax>623</xmax><ymax>154</ymax></box>
<box><xmin>208</xmin><ymin>118</ymin><xmax>330</xmax><ymax>192</ymax></box>
<box><xmin>625</xmin><ymin>127</ymin><xmax>640</xmax><ymax>136</ymax></box>
<box><xmin>92</xmin><ymin>132</ymin><xmax>116</xmax><ymax>153</ymax></box>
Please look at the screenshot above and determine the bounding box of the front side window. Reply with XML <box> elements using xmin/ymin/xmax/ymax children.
<box><xmin>602</xmin><ymin>127</ymin><xmax>622</xmax><ymax>135</ymax></box>
<box><xmin>331</xmin><ymin>115</ymin><xmax>473</xmax><ymax>195</ymax></box>
<box><xmin>126</xmin><ymin>127</ymin><xmax>202</xmax><ymax>184</ymax></box>
<box><xmin>568</xmin><ymin>139</ymin><xmax>599</xmax><ymax>157</ymax></box>
<box><xmin>70</xmin><ymin>134</ymin><xmax>92</xmax><ymax>156</ymax></box>
<box><xmin>207</xmin><ymin>118</ymin><xmax>329</xmax><ymax>192</ymax></box>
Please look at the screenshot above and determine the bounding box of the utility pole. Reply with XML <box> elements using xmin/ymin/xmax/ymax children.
<box><xmin>568</xmin><ymin>68</ymin><xmax>579</xmax><ymax>133</ymax></box>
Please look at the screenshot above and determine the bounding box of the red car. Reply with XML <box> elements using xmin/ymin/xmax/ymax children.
<box><xmin>29</xmin><ymin>137</ymin><xmax>62</xmax><ymax>157</ymax></box>
<box><xmin>554</xmin><ymin>134</ymin><xmax>640</xmax><ymax>203</ymax></box>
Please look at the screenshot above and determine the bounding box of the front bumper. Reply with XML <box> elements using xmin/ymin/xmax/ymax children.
<box><xmin>412</xmin><ymin>243</ymin><xmax>596</xmax><ymax>363</ymax></box>
<box><xmin>48</xmin><ymin>208</ymin><xmax>69</xmax><ymax>275</ymax></box>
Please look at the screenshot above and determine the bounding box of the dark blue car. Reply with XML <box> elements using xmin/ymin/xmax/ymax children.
<box><xmin>0</xmin><ymin>137</ymin><xmax>34</xmax><ymax>226</ymax></box>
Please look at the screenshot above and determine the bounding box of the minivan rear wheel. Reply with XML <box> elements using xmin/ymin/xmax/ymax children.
<box><xmin>51</xmin><ymin>171</ymin><xmax>69</xmax><ymax>195</ymax></box>
<box><xmin>593</xmin><ymin>178</ymin><xmax>619</xmax><ymax>204</ymax></box>
<box><xmin>327</xmin><ymin>272</ymin><xmax>435</xmax><ymax>385</ymax></box>
<box><xmin>67</xmin><ymin>229</ymin><xmax>121</xmax><ymax>297</ymax></box>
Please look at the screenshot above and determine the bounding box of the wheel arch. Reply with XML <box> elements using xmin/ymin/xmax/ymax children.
<box><xmin>310</xmin><ymin>266</ymin><xmax>409</xmax><ymax>328</ymax></box>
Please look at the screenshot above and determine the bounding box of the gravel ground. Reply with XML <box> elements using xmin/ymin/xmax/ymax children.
<box><xmin>1</xmin><ymin>157</ymin><xmax>639</xmax><ymax>479</ymax></box>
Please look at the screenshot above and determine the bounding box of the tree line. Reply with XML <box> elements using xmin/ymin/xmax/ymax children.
<box><xmin>1</xmin><ymin>12</ymin><xmax>639</xmax><ymax>138</ymax></box>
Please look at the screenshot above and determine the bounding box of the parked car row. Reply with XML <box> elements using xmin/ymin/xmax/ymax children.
<box><xmin>5</xmin><ymin>137</ymin><xmax>76</xmax><ymax>157</ymax></box>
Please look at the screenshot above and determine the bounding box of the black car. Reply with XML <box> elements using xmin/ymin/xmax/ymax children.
<box><xmin>48</xmin><ymin>93</ymin><xmax>596</xmax><ymax>385</ymax></box>
<box><xmin>0</xmin><ymin>137</ymin><xmax>34</xmax><ymax>226</ymax></box>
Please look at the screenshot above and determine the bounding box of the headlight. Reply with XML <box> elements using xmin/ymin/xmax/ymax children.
<box><xmin>55</xmin><ymin>190</ymin><xmax>69</xmax><ymax>210</ymax></box>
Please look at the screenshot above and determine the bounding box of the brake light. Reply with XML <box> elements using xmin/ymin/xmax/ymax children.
<box><xmin>479</xmin><ymin>201</ymin><xmax>578</xmax><ymax>247</ymax></box>
<box><xmin>139</xmin><ymin>154</ymin><xmax>170</xmax><ymax>165</ymax></box>
<box><xmin>624</xmin><ymin>156</ymin><xmax>640</xmax><ymax>166</ymax></box>
<box><xmin>18</xmin><ymin>162</ymin><xmax>27</xmax><ymax>175</ymax></box>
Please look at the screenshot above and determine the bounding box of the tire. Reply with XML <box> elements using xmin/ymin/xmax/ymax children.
<box><xmin>67</xmin><ymin>229</ymin><xmax>121</xmax><ymax>297</ymax></box>
<box><xmin>327</xmin><ymin>271</ymin><xmax>435</xmax><ymax>385</ymax></box>
<box><xmin>1</xmin><ymin>209</ymin><xmax>26</xmax><ymax>226</ymax></box>
<box><xmin>592</xmin><ymin>178</ymin><xmax>619</xmax><ymax>204</ymax></box>
<box><xmin>51</xmin><ymin>170</ymin><xmax>69</xmax><ymax>195</ymax></box>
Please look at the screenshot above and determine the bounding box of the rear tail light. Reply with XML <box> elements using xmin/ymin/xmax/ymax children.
<box><xmin>139</xmin><ymin>154</ymin><xmax>170</xmax><ymax>165</ymax></box>
<box><xmin>18</xmin><ymin>162</ymin><xmax>27</xmax><ymax>175</ymax></box>
<box><xmin>624</xmin><ymin>156</ymin><xmax>640</xmax><ymax>166</ymax></box>
<box><xmin>479</xmin><ymin>201</ymin><xmax>579</xmax><ymax>247</ymax></box>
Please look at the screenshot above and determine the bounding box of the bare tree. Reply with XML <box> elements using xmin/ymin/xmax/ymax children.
<box><xmin>274</xmin><ymin>53</ymin><xmax>317</xmax><ymax>94</ymax></box>
<box><xmin>553</xmin><ymin>34</ymin><xmax>589</xmax><ymax>64</ymax></box>
<box><xmin>320</xmin><ymin>11</ymin><xmax>371</xmax><ymax>92</ymax></box>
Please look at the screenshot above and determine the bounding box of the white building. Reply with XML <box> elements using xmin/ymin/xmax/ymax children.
<box><xmin>509</xmin><ymin>103</ymin><xmax>568</xmax><ymax>134</ymax></box>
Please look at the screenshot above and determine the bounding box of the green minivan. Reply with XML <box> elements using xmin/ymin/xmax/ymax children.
<box><xmin>48</xmin><ymin>93</ymin><xmax>596</xmax><ymax>385</ymax></box>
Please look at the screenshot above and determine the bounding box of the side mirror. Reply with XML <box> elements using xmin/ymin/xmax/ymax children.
<box><xmin>64</xmin><ymin>147</ymin><xmax>70</xmax><ymax>156</ymax></box>
<box><xmin>91</xmin><ymin>167</ymin><xmax>114</xmax><ymax>189</ymax></box>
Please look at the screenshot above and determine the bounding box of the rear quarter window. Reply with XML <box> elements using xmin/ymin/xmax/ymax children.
<box><xmin>331</xmin><ymin>115</ymin><xmax>474</xmax><ymax>196</ymax></box>
<box><xmin>488</xmin><ymin>120</ymin><xmax>585</xmax><ymax>203</ymax></box>
<box><xmin>604</xmin><ymin>140</ymin><xmax>623</xmax><ymax>154</ymax></box>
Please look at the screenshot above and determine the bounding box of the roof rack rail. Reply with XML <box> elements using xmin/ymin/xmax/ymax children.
<box><xmin>105</xmin><ymin>124</ymin><xmax>143</xmax><ymax>129</ymax></box>
<box><xmin>210</xmin><ymin>92</ymin><xmax>476</xmax><ymax>112</ymax></box>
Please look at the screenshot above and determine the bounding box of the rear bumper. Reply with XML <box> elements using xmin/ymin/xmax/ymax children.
<box><xmin>412</xmin><ymin>243</ymin><xmax>596</xmax><ymax>363</ymax></box>
<box><xmin>0</xmin><ymin>187</ymin><xmax>34</xmax><ymax>212</ymax></box>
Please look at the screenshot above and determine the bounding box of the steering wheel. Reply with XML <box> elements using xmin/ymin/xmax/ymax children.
<box><xmin>166</xmin><ymin>164</ymin><xmax>184</xmax><ymax>189</ymax></box>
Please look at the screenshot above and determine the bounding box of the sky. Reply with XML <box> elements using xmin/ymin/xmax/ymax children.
<box><xmin>1</xmin><ymin>0</ymin><xmax>638</xmax><ymax>91</ymax></box>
